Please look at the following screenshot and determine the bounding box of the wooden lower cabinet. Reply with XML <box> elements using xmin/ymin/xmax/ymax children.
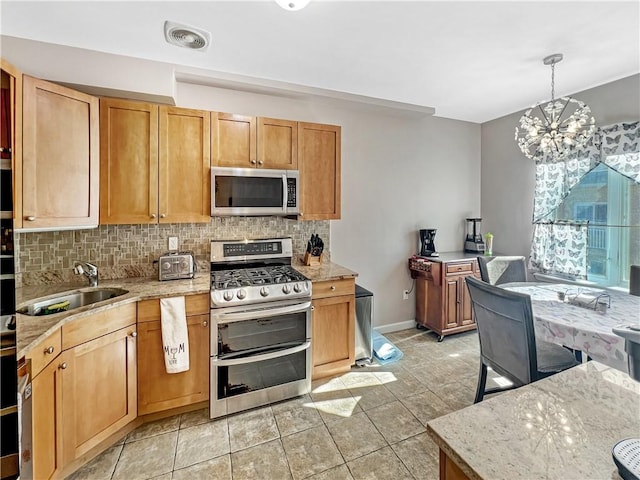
<box><xmin>31</xmin><ymin>358</ymin><xmax>62</xmax><ymax>480</ymax></box>
<box><xmin>411</xmin><ymin>255</ymin><xmax>479</xmax><ymax>341</ymax></box>
<box><xmin>439</xmin><ymin>449</ymin><xmax>471</xmax><ymax>480</ymax></box>
<box><xmin>137</xmin><ymin>294</ymin><xmax>210</xmax><ymax>415</ymax></box>
<box><xmin>27</xmin><ymin>305</ymin><xmax>137</xmax><ymax>478</ymax></box>
<box><xmin>137</xmin><ymin>314</ymin><xmax>209</xmax><ymax>415</ymax></box>
<box><xmin>311</xmin><ymin>278</ymin><xmax>355</xmax><ymax>379</ymax></box>
<box><xmin>60</xmin><ymin>325</ymin><xmax>137</xmax><ymax>464</ymax></box>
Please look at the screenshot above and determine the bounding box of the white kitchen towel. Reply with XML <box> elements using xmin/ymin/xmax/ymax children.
<box><xmin>160</xmin><ymin>296</ymin><xmax>190</xmax><ymax>374</ymax></box>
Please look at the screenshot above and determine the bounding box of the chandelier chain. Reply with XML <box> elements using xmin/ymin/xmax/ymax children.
<box><xmin>551</xmin><ymin>62</ymin><xmax>555</xmax><ymax>101</ymax></box>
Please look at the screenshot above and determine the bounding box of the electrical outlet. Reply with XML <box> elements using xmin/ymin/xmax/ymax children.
<box><xmin>403</xmin><ymin>290</ymin><xmax>409</xmax><ymax>300</ymax></box>
<box><xmin>168</xmin><ymin>236</ymin><xmax>179</xmax><ymax>251</ymax></box>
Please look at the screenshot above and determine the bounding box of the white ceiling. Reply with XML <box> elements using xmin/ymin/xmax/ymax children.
<box><xmin>1</xmin><ymin>0</ymin><xmax>638</xmax><ymax>123</ymax></box>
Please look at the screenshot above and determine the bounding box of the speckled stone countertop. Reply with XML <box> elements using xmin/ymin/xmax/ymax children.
<box><xmin>426</xmin><ymin>362</ymin><xmax>637</xmax><ymax>480</ymax></box>
<box><xmin>16</xmin><ymin>260</ymin><xmax>357</xmax><ymax>359</ymax></box>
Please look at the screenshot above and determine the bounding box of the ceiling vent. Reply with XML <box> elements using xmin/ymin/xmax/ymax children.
<box><xmin>164</xmin><ymin>21</ymin><xmax>211</xmax><ymax>51</ymax></box>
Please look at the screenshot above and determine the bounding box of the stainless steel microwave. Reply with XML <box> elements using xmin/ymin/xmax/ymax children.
<box><xmin>211</xmin><ymin>167</ymin><xmax>300</xmax><ymax>216</ymax></box>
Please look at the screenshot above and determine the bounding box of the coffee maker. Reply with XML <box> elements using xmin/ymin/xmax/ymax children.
<box><xmin>419</xmin><ymin>229</ymin><xmax>439</xmax><ymax>257</ymax></box>
<box><xmin>464</xmin><ymin>218</ymin><xmax>485</xmax><ymax>253</ymax></box>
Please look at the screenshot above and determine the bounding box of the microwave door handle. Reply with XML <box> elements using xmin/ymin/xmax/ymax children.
<box><xmin>215</xmin><ymin>341</ymin><xmax>311</xmax><ymax>366</ymax></box>
<box><xmin>214</xmin><ymin>301</ymin><xmax>312</xmax><ymax>324</ymax></box>
<box><xmin>282</xmin><ymin>174</ymin><xmax>287</xmax><ymax>213</ymax></box>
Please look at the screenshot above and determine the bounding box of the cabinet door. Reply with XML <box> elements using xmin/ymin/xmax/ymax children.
<box><xmin>311</xmin><ymin>294</ymin><xmax>354</xmax><ymax>380</ymax></box>
<box><xmin>137</xmin><ymin>314</ymin><xmax>209</xmax><ymax>415</ymax></box>
<box><xmin>211</xmin><ymin>113</ymin><xmax>256</xmax><ymax>167</ymax></box>
<box><xmin>159</xmin><ymin>106</ymin><xmax>210</xmax><ymax>223</ymax></box>
<box><xmin>1</xmin><ymin>60</ymin><xmax>22</xmax><ymax>226</ymax></box>
<box><xmin>21</xmin><ymin>76</ymin><xmax>99</xmax><ymax>229</ymax></box>
<box><xmin>31</xmin><ymin>358</ymin><xmax>63</xmax><ymax>480</ymax></box>
<box><xmin>100</xmin><ymin>98</ymin><xmax>158</xmax><ymax>224</ymax></box>
<box><xmin>459</xmin><ymin>276</ymin><xmax>475</xmax><ymax>326</ymax></box>
<box><xmin>258</xmin><ymin>117</ymin><xmax>297</xmax><ymax>169</ymax></box>
<box><xmin>444</xmin><ymin>278</ymin><xmax>459</xmax><ymax>329</ymax></box>
<box><xmin>60</xmin><ymin>326</ymin><xmax>137</xmax><ymax>464</ymax></box>
<box><xmin>298</xmin><ymin>122</ymin><xmax>341</xmax><ymax>220</ymax></box>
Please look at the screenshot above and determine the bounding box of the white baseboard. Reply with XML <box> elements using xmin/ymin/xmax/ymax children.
<box><xmin>374</xmin><ymin>319</ymin><xmax>416</xmax><ymax>334</ymax></box>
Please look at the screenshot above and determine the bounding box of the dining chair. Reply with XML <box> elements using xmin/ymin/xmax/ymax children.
<box><xmin>465</xmin><ymin>276</ymin><xmax>579</xmax><ymax>403</ymax></box>
<box><xmin>630</xmin><ymin>265</ymin><xmax>640</xmax><ymax>297</ymax></box>
<box><xmin>477</xmin><ymin>255</ymin><xmax>527</xmax><ymax>285</ymax></box>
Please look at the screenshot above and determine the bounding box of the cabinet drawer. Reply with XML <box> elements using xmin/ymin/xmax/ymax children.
<box><xmin>312</xmin><ymin>278</ymin><xmax>355</xmax><ymax>299</ymax></box>
<box><xmin>138</xmin><ymin>293</ymin><xmax>209</xmax><ymax>323</ymax></box>
<box><xmin>446</xmin><ymin>262</ymin><xmax>474</xmax><ymax>275</ymax></box>
<box><xmin>62</xmin><ymin>302</ymin><xmax>136</xmax><ymax>350</ymax></box>
<box><xmin>26</xmin><ymin>329</ymin><xmax>62</xmax><ymax>378</ymax></box>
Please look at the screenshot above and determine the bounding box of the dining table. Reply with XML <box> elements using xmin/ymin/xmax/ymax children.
<box><xmin>501</xmin><ymin>282</ymin><xmax>640</xmax><ymax>374</ymax></box>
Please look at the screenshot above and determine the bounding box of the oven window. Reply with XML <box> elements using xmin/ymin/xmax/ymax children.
<box><xmin>218</xmin><ymin>313</ymin><xmax>307</xmax><ymax>356</ymax></box>
<box><xmin>214</xmin><ymin>175</ymin><xmax>283</xmax><ymax>208</ymax></box>
<box><xmin>217</xmin><ymin>349</ymin><xmax>307</xmax><ymax>399</ymax></box>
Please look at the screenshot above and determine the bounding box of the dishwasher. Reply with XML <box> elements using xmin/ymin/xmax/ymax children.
<box><xmin>355</xmin><ymin>284</ymin><xmax>374</xmax><ymax>366</ymax></box>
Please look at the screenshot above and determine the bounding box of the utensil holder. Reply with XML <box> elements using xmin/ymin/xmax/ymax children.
<box><xmin>304</xmin><ymin>252</ymin><xmax>322</xmax><ymax>266</ymax></box>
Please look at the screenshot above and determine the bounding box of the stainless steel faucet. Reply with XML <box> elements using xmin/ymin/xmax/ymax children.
<box><xmin>73</xmin><ymin>261</ymin><xmax>99</xmax><ymax>287</ymax></box>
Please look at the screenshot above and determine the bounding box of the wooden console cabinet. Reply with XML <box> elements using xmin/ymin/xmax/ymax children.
<box><xmin>409</xmin><ymin>253</ymin><xmax>480</xmax><ymax>341</ymax></box>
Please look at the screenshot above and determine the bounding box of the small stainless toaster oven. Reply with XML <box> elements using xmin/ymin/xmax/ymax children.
<box><xmin>158</xmin><ymin>252</ymin><xmax>196</xmax><ymax>281</ymax></box>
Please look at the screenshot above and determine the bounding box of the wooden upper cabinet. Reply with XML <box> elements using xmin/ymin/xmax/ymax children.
<box><xmin>100</xmin><ymin>98</ymin><xmax>158</xmax><ymax>224</ymax></box>
<box><xmin>298</xmin><ymin>122</ymin><xmax>341</xmax><ymax>220</ymax></box>
<box><xmin>101</xmin><ymin>99</ymin><xmax>210</xmax><ymax>225</ymax></box>
<box><xmin>211</xmin><ymin>113</ymin><xmax>256</xmax><ymax>167</ymax></box>
<box><xmin>211</xmin><ymin>113</ymin><xmax>297</xmax><ymax>169</ymax></box>
<box><xmin>159</xmin><ymin>106</ymin><xmax>210</xmax><ymax>223</ymax></box>
<box><xmin>20</xmin><ymin>75</ymin><xmax>99</xmax><ymax>230</ymax></box>
<box><xmin>1</xmin><ymin>59</ymin><xmax>22</xmax><ymax>225</ymax></box>
<box><xmin>258</xmin><ymin>117</ymin><xmax>297</xmax><ymax>169</ymax></box>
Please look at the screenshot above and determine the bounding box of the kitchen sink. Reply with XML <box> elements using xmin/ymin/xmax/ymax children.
<box><xmin>17</xmin><ymin>288</ymin><xmax>129</xmax><ymax>316</ymax></box>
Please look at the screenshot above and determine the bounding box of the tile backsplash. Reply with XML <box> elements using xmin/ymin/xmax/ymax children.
<box><xmin>15</xmin><ymin>217</ymin><xmax>330</xmax><ymax>286</ymax></box>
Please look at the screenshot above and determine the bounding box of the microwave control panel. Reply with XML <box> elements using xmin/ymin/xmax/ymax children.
<box><xmin>287</xmin><ymin>178</ymin><xmax>297</xmax><ymax>207</ymax></box>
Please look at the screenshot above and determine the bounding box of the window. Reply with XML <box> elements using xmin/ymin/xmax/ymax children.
<box><xmin>551</xmin><ymin>162</ymin><xmax>640</xmax><ymax>286</ymax></box>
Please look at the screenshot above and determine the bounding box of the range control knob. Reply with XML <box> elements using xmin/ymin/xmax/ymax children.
<box><xmin>293</xmin><ymin>283</ymin><xmax>302</xmax><ymax>293</ymax></box>
<box><xmin>260</xmin><ymin>286</ymin><xmax>270</xmax><ymax>297</ymax></box>
<box><xmin>162</xmin><ymin>261</ymin><xmax>171</xmax><ymax>270</ymax></box>
<box><xmin>282</xmin><ymin>284</ymin><xmax>292</xmax><ymax>294</ymax></box>
<box><xmin>223</xmin><ymin>291</ymin><xmax>234</xmax><ymax>302</ymax></box>
<box><xmin>237</xmin><ymin>289</ymin><xmax>247</xmax><ymax>300</ymax></box>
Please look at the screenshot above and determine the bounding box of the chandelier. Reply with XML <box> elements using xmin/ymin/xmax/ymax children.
<box><xmin>515</xmin><ymin>54</ymin><xmax>596</xmax><ymax>161</ymax></box>
<box><xmin>275</xmin><ymin>0</ymin><xmax>311</xmax><ymax>10</ymax></box>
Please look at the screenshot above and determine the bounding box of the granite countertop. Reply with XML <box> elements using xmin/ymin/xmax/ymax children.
<box><xmin>16</xmin><ymin>260</ymin><xmax>357</xmax><ymax>359</ymax></box>
<box><xmin>426</xmin><ymin>362</ymin><xmax>637</xmax><ymax>480</ymax></box>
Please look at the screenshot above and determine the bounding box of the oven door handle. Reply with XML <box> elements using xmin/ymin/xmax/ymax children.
<box><xmin>215</xmin><ymin>340</ymin><xmax>311</xmax><ymax>366</ymax></box>
<box><xmin>213</xmin><ymin>301</ymin><xmax>312</xmax><ymax>324</ymax></box>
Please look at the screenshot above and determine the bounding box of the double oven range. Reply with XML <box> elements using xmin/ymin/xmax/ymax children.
<box><xmin>209</xmin><ymin>238</ymin><xmax>312</xmax><ymax>418</ymax></box>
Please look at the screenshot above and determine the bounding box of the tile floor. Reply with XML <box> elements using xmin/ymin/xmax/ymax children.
<box><xmin>68</xmin><ymin>328</ymin><xmax>506</xmax><ymax>480</ymax></box>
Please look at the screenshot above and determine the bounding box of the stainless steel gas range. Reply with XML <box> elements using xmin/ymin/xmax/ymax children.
<box><xmin>209</xmin><ymin>237</ymin><xmax>312</xmax><ymax>418</ymax></box>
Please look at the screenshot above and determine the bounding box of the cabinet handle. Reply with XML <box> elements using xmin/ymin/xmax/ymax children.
<box><xmin>160</xmin><ymin>214</ymin><xmax>166</xmax><ymax>218</ymax></box>
<box><xmin>258</xmin><ymin>160</ymin><xmax>264</xmax><ymax>165</ymax></box>
<box><xmin>150</xmin><ymin>214</ymin><xmax>157</xmax><ymax>219</ymax></box>
<box><xmin>330</xmin><ymin>285</ymin><xmax>336</xmax><ymax>291</ymax></box>
<box><xmin>59</xmin><ymin>362</ymin><xmax>68</xmax><ymax>370</ymax></box>
<box><xmin>129</xmin><ymin>331</ymin><xmax>137</xmax><ymax>338</ymax></box>
<box><xmin>26</xmin><ymin>216</ymin><xmax>36</xmax><ymax>221</ymax></box>
<box><xmin>250</xmin><ymin>159</ymin><xmax>257</xmax><ymax>164</ymax></box>
<box><xmin>44</xmin><ymin>346</ymin><xmax>55</xmax><ymax>355</ymax></box>
<box><xmin>203</xmin><ymin>320</ymin><xmax>208</xmax><ymax>327</ymax></box>
<box><xmin>311</xmin><ymin>306</ymin><xmax>315</xmax><ymax>311</ymax></box>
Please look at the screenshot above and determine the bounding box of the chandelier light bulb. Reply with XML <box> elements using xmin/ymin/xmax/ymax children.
<box><xmin>275</xmin><ymin>0</ymin><xmax>311</xmax><ymax>11</ymax></box>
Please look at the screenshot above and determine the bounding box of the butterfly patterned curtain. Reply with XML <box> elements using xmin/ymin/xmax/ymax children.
<box><xmin>530</xmin><ymin>221</ymin><xmax>589</xmax><ymax>279</ymax></box>
<box><xmin>530</xmin><ymin>121</ymin><xmax>639</xmax><ymax>278</ymax></box>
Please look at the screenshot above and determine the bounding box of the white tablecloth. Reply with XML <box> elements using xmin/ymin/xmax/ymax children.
<box><xmin>502</xmin><ymin>283</ymin><xmax>640</xmax><ymax>373</ymax></box>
